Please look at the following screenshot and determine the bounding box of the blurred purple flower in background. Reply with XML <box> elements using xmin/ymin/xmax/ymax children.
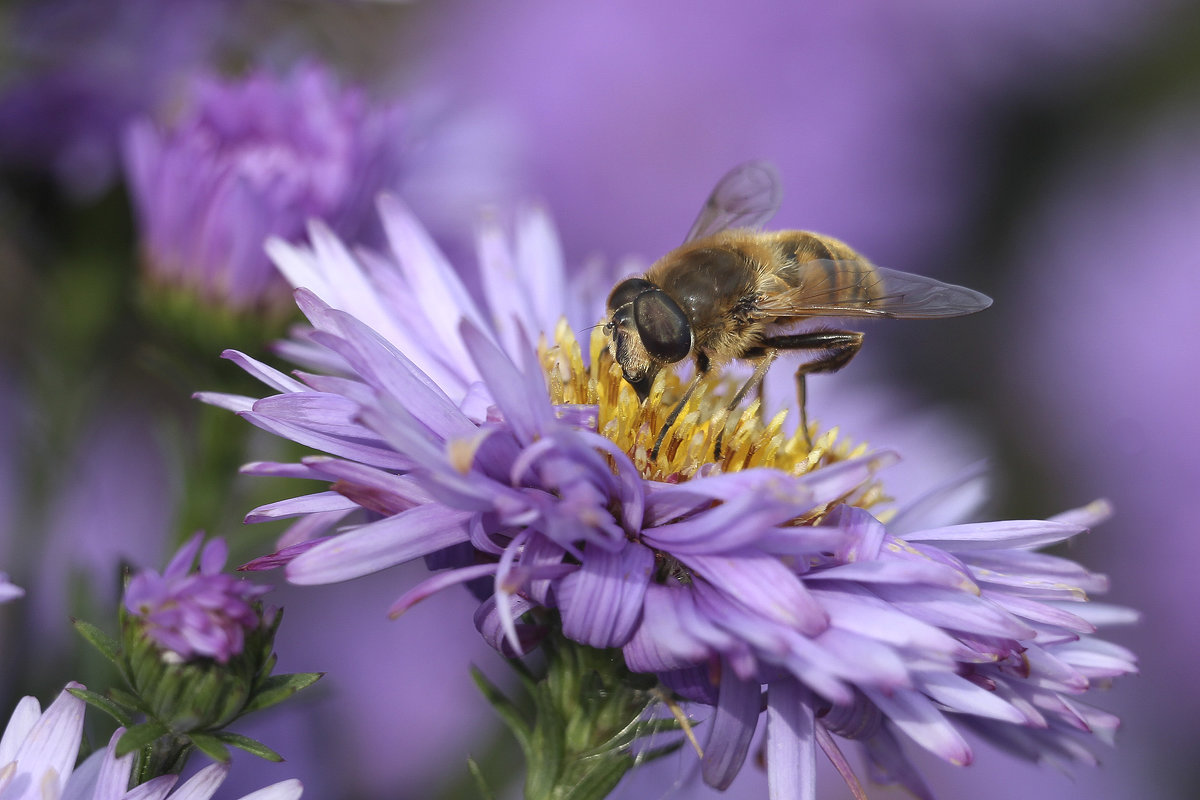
<box><xmin>412</xmin><ymin>0</ymin><xmax>1177</xmax><ymax>270</ymax></box>
<box><xmin>201</xmin><ymin>200</ymin><xmax>1136</xmax><ymax>798</ymax></box>
<box><xmin>124</xmin><ymin>61</ymin><xmax>412</xmax><ymax>313</ymax></box>
<box><xmin>19</xmin><ymin>405</ymin><xmax>178</xmax><ymax>658</ymax></box>
<box><xmin>0</xmin><ymin>0</ymin><xmax>233</xmax><ymax>198</ymax></box>
<box><xmin>999</xmin><ymin>107</ymin><xmax>1200</xmax><ymax>799</ymax></box>
<box><xmin>125</xmin><ymin>533</ymin><xmax>271</xmax><ymax>664</ymax></box>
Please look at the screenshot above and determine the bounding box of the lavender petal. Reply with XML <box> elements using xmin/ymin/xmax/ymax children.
<box><xmin>861</xmin><ymin>686</ymin><xmax>972</xmax><ymax>765</ymax></box>
<box><xmin>701</xmin><ymin>663</ymin><xmax>760</xmax><ymax>790</ymax></box>
<box><xmin>287</xmin><ymin>505</ymin><xmax>471</xmax><ymax>584</ymax></box>
<box><xmin>765</xmin><ymin>678</ymin><xmax>817</xmax><ymax>800</ymax></box>
<box><xmin>558</xmin><ymin>542</ymin><xmax>654</xmax><ymax>648</ymax></box>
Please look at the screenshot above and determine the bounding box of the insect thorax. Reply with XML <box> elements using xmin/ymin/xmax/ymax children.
<box><xmin>648</xmin><ymin>234</ymin><xmax>771</xmax><ymax>350</ymax></box>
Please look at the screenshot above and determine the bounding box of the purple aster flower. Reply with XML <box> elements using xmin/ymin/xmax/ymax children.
<box><xmin>123</xmin><ymin>60</ymin><xmax>416</xmax><ymax>313</ymax></box>
<box><xmin>0</xmin><ymin>0</ymin><xmax>233</xmax><ymax>198</ymax></box>
<box><xmin>125</xmin><ymin>533</ymin><xmax>271</xmax><ymax>664</ymax></box>
<box><xmin>0</xmin><ymin>683</ymin><xmax>302</xmax><ymax>799</ymax></box>
<box><xmin>201</xmin><ymin>198</ymin><xmax>1135</xmax><ymax>798</ymax></box>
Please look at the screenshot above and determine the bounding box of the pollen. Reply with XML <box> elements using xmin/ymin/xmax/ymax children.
<box><xmin>539</xmin><ymin>320</ymin><xmax>888</xmax><ymax>512</ymax></box>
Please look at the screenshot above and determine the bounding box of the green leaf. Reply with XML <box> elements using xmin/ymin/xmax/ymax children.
<box><xmin>239</xmin><ymin>672</ymin><xmax>324</xmax><ymax>717</ymax></box>
<box><xmin>471</xmin><ymin>667</ymin><xmax>532</xmax><ymax>753</ymax></box>
<box><xmin>188</xmin><ymin>732</ymin><xmax>231</xmax><ymax>763</ymax></box>
<box><xmin>72</xmin><ymin>619</ymin><xmax>121</xmax><ymax>665</ymax></box>
<box><xmin>561</xmin><ymin>755</ymin><xmax>634</xmax><ymax>800</ymax></box>
<box><xmin>212</xmin><ymin>731</ymin><xmax>284</xmax><ymax>762</ymax></box>
<box><xmin>67</xmin><ymin>688</ymin><xmax>134</xmax><ymax>728</ymax></box>
<box><xmin>116</xmin><ymin>721</ymin><xmax>169</xmax><ymax>757</ymax></box>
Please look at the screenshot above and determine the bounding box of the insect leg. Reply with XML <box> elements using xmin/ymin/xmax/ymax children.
<box><xmin>712</xmin><ymin>350</ymin><xmax>779</xmax><ymax>459</ymax></box>
<box><xmin>650</xmin><ymin>370</ymin><xmax>706</xmax><ymax>462</ymax></box>
<box><xmin>757</xmin><ymin>330</ymin><xmax>864</xmax><ymax>449</ymax></box>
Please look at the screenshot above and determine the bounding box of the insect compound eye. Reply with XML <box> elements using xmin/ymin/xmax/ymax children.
<box><xmin>633</xmin><ymin>289</ymin><xmax>691</xmax><ymax>364</ymax></box>
<box><xmin>606</xmin><ymin>278</ymin><xmax>656</xmax><ymax>313</ymax></box>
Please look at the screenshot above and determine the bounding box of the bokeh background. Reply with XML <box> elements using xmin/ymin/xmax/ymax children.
<box><xmin>1</xmin><ymin>1</ymin><xmax>1197</xmax><ymax>798</ymax></box>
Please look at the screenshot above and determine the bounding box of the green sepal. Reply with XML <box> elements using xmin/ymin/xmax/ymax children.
<box><xmin>467</xmin><ymin>757</ymin><xmax>496</xmax><ymax>800</ymax></box>
<box><xmin>634</xmin><ymin>739</ymin><xmax>686</xmax><ymax>766</ymax></box>
<box><xmin>238</xmin><ymin>672</ymin><xmax>324</xmax><ymax>717</ymax></box>
<box><xmin>117</xmin><ymin>721</ymin><xmax>169</xmax><ymax>757</ymax></box>
<box><xmin>72</xmin><ymin>618</ymin><xmax>122</xmax><ymax>667</ymax></box>
<box><xmin>471</xmin><ymin>667</ymin><xmax>532</xmax><ymax>753</ymax></box>
<box><xmin>560</xmin><ymin>755</ymin><xmax>634</xmax><ymax>800</ymax></box>
<box><xmin>188</xmin><ymin>732</ymin><xmax>231</xmax><ymax>763</ymax></box>
<box><xmin>108</xmin><ymin>688</ymin><xmax>149</xmax><ymax>715</ymax></box>
<box><xmin>68</xmin><ymin>688</ymin><xmax>135</xmax><ymax>728</ymax></box>
<box><xmin>524</xmin><ymin>685</ymin><xmax>566</xmax><ymax>800</ymax></box>
<box><xmin>212</xmin><ymin>731</ymin><xmax>284</xmax><ymax>762</ymax></box>
<box><xmin>583</xmin><ymin>715</ymin><xmax>680</xmax><ymax>759</ymax></box>
<box><xmin>478</xmin><ymin>622</ymin><xmax>701</xmax><ymax>800</ymax></box>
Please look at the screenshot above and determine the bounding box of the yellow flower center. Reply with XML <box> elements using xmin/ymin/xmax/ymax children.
<box><xmin>540</xmin><ymin>321</ymin><xmax>890</xmax><ymax>518</ymax></box>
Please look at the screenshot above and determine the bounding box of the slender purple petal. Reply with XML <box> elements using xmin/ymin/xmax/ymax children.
<box><xmin>388</xmin><ymin>563</ymin><xmax>500</xmax><ymax>618</ymax></box>
<box><xmin>460</xmin><ymin>320</ymin><xmax>554</xmax><ymax>443</ymax></box>
<box><xmin>813</xmin><ymin>725</ymin><xmax>868</xmax><ymax>800</ymax></box>
<box><xmin>287</xmin><ymin>506</ymin><xmax>471</xmax><ymax>584</ymax></box>
<box><xmin>219</xmin><ymin>349</ymin><xmax>308</xmax><ymax>393</ymax></box>
<box><xmin>474</xmin><ymin>594</ymin><xmax>544</xmax><ymax>657</ymax></box>
<box><xmin>674</xmin><ymin>550</ymin><xmax>828</xmax><ymax>636</ymax></box>
<box><xmin>916</xmin><ymin>671</ymin><xmax>1026</xmax><ymax>723</ymax></box>
<box><xmin>765</xmin><ymin>678</ymin><xmax>816</xmax><ymax>800</ymax></box>
<box><xmin>239</xmin><ymin>409</ymin><xmax>411</xmax><ymax>469</ymax></box>
<box><xmin>245</xmin><ymin>492</ymin><xmax>359</xmax><ymax>523</ymax></box>
<box><xmin>163</xmin><ymin>533</ymin><xmax>205</xmax><ymax>579</ymax></box>
<box><xmin>862</xmin><ymin>687</ymin><xmax>972</xmax><ymax>765</ymax></box>
<box><xmin>558</xmin><ymin>542</ymin><xmax>654</xmax><ymax>648</ymax></box>
<box><xmin>701</xmin><ymin>663</ymin><xmax>761</xmax><ymax>790</ymax></box>
<box><xmin>239</xmin><ymin>540</ymin><xmax>328</xmax><ymax>571</ymax></box>
<box><xmin>622</xmin><ymin>584</ymin><xmax>712</xmax><ymax>673</ymax></box>
<box><xmin>805</xmin><ymin>559</ymin><xmax>977</xmax><ymax>592</ymax></box>
<box><xmin>903</xmin><ymin>519</ymin><xmax>1086</xmax><ymax>551</ymax></box>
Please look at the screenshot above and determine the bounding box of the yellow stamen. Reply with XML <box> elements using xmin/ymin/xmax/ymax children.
<box><xmin>538</xmin><ymin>320</ymin><xmax>889</xmax><ymax>515</ymax></box>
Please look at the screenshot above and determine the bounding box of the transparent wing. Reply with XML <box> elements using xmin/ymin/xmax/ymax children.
<box><xmin>756</xmin><ymin>261</ymin><xmax>992</xmax><ymax>319</ymax></box>
<box><xmin>684</xmin><ymin>160</ymin><xmax>782</xmax><ymax>243</ymax></box>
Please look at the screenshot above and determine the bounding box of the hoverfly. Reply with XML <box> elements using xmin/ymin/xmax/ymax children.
<box><xmin>603</xmin><ymin>161</ymin><xmax>991</xmax><ymax>458</ymax></box>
